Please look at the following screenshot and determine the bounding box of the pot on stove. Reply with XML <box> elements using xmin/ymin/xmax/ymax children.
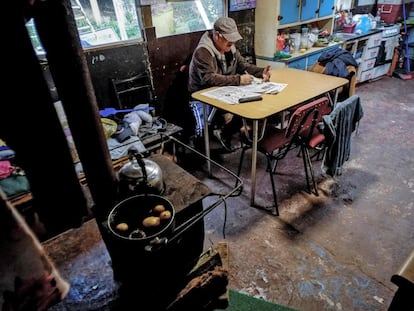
<box><xmin>107</xmin><ymin>194</ymin><xmax>175</xmax><ymax>245</ymax></box>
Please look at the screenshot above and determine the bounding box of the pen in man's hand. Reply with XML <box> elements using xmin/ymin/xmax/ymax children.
<box><xmin>245</xmin><ymin>70</ymin><xmax>262</xmax><ymax>84</ymax></box>
<box><xmin>241</xmin><ymin>70</ymin><xmax>254</xmax><ymax>85</ymax></box>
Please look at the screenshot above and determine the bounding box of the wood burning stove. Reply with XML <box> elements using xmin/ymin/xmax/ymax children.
<box><xmin>102</xmin><ymin>154</ymin><xmax>210</xmax><ymax>309</ymax></box>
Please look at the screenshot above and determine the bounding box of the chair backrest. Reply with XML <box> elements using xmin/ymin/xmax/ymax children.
<box><xmin>256</xmin><ymin>97</ymin><xmax>331</xmax><ymax>154</ymax></box>
<box><xmin>309</xmin><ymin>62</ymin><xmax>357</xmax><ymax>100</ymax></box>
<box><xmin>162</xmin><ymin>62</ymin><xmax>196</xmax><ymax>139</ymax></box>
<box><xmin>285</xmin><ymin>96</ymin><xmax>331</xmax><ymax>142</ymax></box>
<box><xmin>110</xmin><ymin>72</ymin><xmax>154</xmax><ymax>109</ymax></box>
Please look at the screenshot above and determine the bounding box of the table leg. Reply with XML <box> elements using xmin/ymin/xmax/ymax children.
<box><xmin>327</xmin><ymin>89</ymin><xmax>339</xmax><ymax>108</ymax></box>
<box><xmin>250</xmin><ymin>120</ymin><xmax>258</xmax><ymax>206</ymax></box>
<box><xmin>333</xmin><ymin>89</ymin><xmax>339</xmax><ymax>107</ymax></box>
<box><xmin>203</xmin><ymin>103</ymin><xmax>211</xmax><ymax>175</ymax></box>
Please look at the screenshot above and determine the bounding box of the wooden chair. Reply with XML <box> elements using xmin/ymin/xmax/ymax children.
<box><xmin>237</xmin><ymin>97</ymin><xmax>332</xmax><ymax>215</ymax></box>
<box><xmin>309</xmin><ymin>62</ymin><xmax>357</xmax><ymax>101</ymax></box>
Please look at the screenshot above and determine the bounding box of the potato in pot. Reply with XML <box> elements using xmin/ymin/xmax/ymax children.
<box><xmin>142</xmin><ymin>216</ymin><xmax>161</xmax><ymax>227</ymax></box>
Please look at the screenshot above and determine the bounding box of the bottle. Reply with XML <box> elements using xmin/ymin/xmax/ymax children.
<box><xmin>283</xmin><ymin>38</ymin><xmax>291</xmax><ymax>53</ymax></box>
<box><xmin>276</xmin><ymin>34</ymin><xmax>284</xmax><ymax>52</ymax></box>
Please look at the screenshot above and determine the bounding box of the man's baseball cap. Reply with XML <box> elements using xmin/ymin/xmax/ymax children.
<box><xmin>214</xmin><ymin>17</ymin><xmax>243</xmax><ymax>42</ymax></box>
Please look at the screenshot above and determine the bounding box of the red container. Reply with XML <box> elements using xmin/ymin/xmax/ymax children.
<box><xmin>343</xmin><ymin>23</ymin><xmax>356</xmax><ymax>33</ymax></box>
<box><xmin>379</xmin><ymin>3</ymin><xmax>413</xmax><ymax>23</ymax></box>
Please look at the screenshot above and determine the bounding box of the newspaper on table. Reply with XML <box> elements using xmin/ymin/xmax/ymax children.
<box><xmin>200</xmin><ymin>82</ymin><xmax>288</xmax><ymax>105</ymax></box>
<box><xmin>200</xmin><ymin>86</ymin><xmax>258</xmax><ymax>105</ymax></box>
<box><xmin>243</xmin><ymin>81</ymin><xmax>288</xmax><ymax>94</ymax></box>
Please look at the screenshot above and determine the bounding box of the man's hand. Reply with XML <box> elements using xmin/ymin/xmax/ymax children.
<box><xmin>240</xmin><ymin>73</ymin><xmax>253</xmax><ymax>85</ymax></box>
<box><xmin>262</xmin><ymin>65</ymin><xmax>271</xmax><ymax>82</ymax></box>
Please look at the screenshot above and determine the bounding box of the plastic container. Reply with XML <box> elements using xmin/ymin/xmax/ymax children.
<box><xmin>343</xmin><ymin>23</ymin><xmax>356</xmax><ymax>33</ymax></box>
<box><xmin>300</xmin><ymin>27</ymin><xmax>312</xmax><ymax>49</ymax></box>
<box><xmin>276</xmin><ymin>34</ymin><xmax>285</xmax><ymax>52</ymax></box>
<box><xmin>290</xmin><ymin>33</ymin><xmax>301</xmax><ymax>51</ymax></box>
<box><xmin>378</xmin><ymin>4</ymin><xmax>407</xmax><ymax>23</ymax></box>
<box><xmin>311</xmin><ymin>28</ymin><xmax>319</xmax><ymax>37</ymax></box>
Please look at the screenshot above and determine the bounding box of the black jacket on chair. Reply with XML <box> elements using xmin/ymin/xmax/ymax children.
<box><xmin>318</xmin><ymin>48</ymin><xmax>359</xmax><ymax>78</ymax></box>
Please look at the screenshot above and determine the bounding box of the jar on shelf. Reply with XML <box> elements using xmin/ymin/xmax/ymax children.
<box><xmin>300</xmin><ymin>27</ymin><xmax>311</xmax><ymax>50</ymax></box>
<box><xmin>290</xmin><ymin>32</ymin><xmax>301</xmax><ymax>52</ymax></box>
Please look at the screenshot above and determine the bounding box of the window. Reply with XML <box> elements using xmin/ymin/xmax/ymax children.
<box><xmin>26</xmin><ymin>0</ymin><xmax>225</xmax><ymax>55</ymax></box>
<box><xmin>27</xmin><ymin>0</ymin><xmax>142</xmax><ymax>56</ymax></box>
<box><xmin>74</xmin><ymin>0</ymin><xmax>142</xmax><ymax>44</ymax></box>
<box><xmin>149</xmin><ymin>0</ymin><xmax>225</xmax><ymax>37</ymax></box>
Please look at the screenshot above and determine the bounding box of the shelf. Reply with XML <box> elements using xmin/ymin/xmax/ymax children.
<box><xmin>255</xmin><ymin>0</ymin><xmax>335</xmax><ymax>60</ymax></box>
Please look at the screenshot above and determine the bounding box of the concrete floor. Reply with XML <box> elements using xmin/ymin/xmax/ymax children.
<box><xmin>45</xmin><ymin>75</ymin><xmax>414</xmax><ymax>311</ymax></box>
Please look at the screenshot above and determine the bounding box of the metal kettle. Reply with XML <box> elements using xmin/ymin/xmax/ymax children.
<box><xmin>118</xmin><ymin>148</ymin><xmax>165</xmax><ymax>198</ymax></box>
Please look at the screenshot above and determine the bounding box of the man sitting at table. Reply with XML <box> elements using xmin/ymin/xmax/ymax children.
<box><xmin>188</xmin><ymin>16</ymin><xmax>271</xmax><ymax>152</ymax></box>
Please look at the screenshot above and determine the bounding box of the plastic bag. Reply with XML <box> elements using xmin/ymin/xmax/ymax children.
<box><xmin>353</xmin><ymin>14</ymin><xmax>372</xmax><ymax>35</ymax></box>
<box><xmin>101</xmin><ymin>118</ymin><xmax>118</xmax><ymax>138</ymax></box>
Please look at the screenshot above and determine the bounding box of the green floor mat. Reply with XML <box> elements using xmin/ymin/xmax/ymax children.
<box><xmin>217</xmin><ymin>290</ymin><xmax>300</xmax><ymax>311</ymax></box>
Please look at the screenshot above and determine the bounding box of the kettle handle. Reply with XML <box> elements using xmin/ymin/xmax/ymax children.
<box><xmin>134</xmin><ymin>153</ymin><xmax>148</xmax><ymax>186</ymax></box>
<box><xmin>127</xmin><ymin>147</ymin><xmax>149</xmax><ymax>187</ymax></box>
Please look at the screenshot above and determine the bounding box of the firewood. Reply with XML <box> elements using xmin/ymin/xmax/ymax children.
<box><xmin>187</xmin><ymin>247</ymin><xmax>222</xmax><ymax>279</ymax></box>
<box><xmin>166</xmin><ymin>266</ymin><xmax>228</xmax><ymax>310</ymax></box>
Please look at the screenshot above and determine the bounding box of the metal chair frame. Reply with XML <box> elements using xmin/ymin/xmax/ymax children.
<box><xmin>110</xmin><ymin>72</ymin><xmax>154</xmax><ymax>110</ymax></box>
<box><xmin>237</xmin><ymin>96</ymin><xmax>331</xmax><ymax>215</ymax></box>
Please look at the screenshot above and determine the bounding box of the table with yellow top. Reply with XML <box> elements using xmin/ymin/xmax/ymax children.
<box><xmin>191</xmin><ymin>67</ymin><xmax>348</xmax><ymax>207</ymax></box>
